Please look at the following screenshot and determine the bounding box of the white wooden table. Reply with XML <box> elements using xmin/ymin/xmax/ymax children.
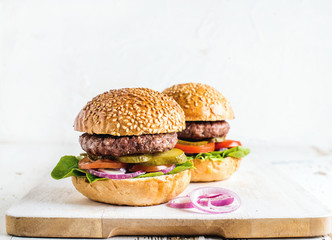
<box><xmin>1</xmin><ymin>142</ymin><xmax>332</xmax><ymax>239</ymax></box>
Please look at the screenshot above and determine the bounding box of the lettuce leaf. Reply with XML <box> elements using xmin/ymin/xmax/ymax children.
<box><xmin>51</xmin><ymin>156</ymin><xmax>194</xmax><ymax>183</ymax></box>
<box><xmin>51</xmin><ymin>155</ymin><xmax>84</xmax><ymax>179</ymax></box>
<box><xmin>86</xmin><ymin>172</ymin><xmax>108</xmax><ymax>183</ymax></box>
<box><xmin>51</xmin><ymin>155</ymin><xmax>107</xmax><ymax>183</ymax></box>
<box><xmin>168</xmin><ymin>160</ymin><xmax>194</xmax><ymax>174</ymax></box>
<box><xmin>187</xmin><ymin>146</ymin><xmax>250</xmax><ymax>161</ymax></box>
<box><xmin>134</xmin><ymin>172</ymin><xmax>164</xmax><ymax>178</ymax></box>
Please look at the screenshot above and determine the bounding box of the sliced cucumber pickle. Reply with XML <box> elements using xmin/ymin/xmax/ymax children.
<box><xmin>115</xmin><ymin>154</ymin><xmax>150</xmax><ymax>163</ymax></box>
<box><xmin>209</xmin><ymin>137</ymin><xmax>225</xmax><ymax>143</ymax></box>
<box><xmin>139</xmin><ymin>149</ymin><xmax>187</xmax><ymax>166</ymax></box>
<box><xmin>116</xmin><ymin>148</ymin><xmax>187</xmax><ymax>165</ymax></box>
<box><xmin>177</xmin><ymin>139</ymin><xmax>209</xmax><ymax>146</ymax></box>
<box><xmin>81</xmin><ymin>153</ymin><xmax>102</xmax><ymax>160</ymax></box>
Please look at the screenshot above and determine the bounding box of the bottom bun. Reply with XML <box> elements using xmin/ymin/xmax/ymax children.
<box><xmin>72</xmin><ymin>170</ymin><xmax>191</xmax><ymax>206</ymax></box>
<box><xmin>190</xmin><ymin>157</ymin><xmax>241</xmax><ymax>182</ymax></box>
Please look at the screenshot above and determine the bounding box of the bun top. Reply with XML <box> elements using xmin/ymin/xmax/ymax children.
<box><xmin>74</xmin><ymin>88</ymin><xmax>185</xmax><ymax>136</ymax></box>
<box><xmin>163</xmin><ymin>83</ymin><xmax>234</xmax><ymax>121</ymax></box>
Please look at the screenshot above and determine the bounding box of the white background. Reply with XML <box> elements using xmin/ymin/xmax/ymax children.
<box><xmin>1</xmin><ymin>0</ymin><xmax>332</xmax><ymax>149</ymax></box>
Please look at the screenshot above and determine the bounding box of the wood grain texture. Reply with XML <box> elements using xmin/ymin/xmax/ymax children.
<box><xmin>9</xmin><ymin>236</ymin><xmax>332</xmax><ymax>240</ymax></box>
<box><xmin>6</xmin><ymin>157</ymin><xmax>332</xmax><ymax>238</ymax></box>
<box><xmin>6</xmin><ymin>216</ymin><xmax>102</xmax><ymax>238</ymax></box>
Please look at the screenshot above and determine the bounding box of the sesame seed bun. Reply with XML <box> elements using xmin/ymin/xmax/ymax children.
<box><xmin>163</xmin><ymin>83</ymin><xmax>234</xmax><ymax>121</ymax></box>
<box><xmin>190</xmin><ymin>157</ymin><xmax>241</xmax><ymax>182</ymax></box>
<box><xmin>74</xmin><ymin>88</ymin><xmax>185</xmax><ymax>136</ymax></box>
<box><xmin>164</xmin><ymin>83</ymin><xmax>238</xmax><ymax>182</ymax></box>
<box><xmin>71</xmin><ymin>170</ymin><xmax>191</xmax><ymax>206</ymax></box>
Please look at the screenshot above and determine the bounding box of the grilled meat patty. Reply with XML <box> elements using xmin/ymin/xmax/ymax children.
<box><xmin>178</xmin><ymin>121</ymin><xmax>230</xmax><ymax>140</ymax></box>
<box><xmin>79</xmin><ymin>132</ymin><xmax>178</xmax><ymax>157</ymax></box>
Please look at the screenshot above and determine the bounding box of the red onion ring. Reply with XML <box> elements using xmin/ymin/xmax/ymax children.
<box><xmin>86</xmin><ymin>169</ymin><xmax>145</xmax><ymax>179</ymax></box>
<box><xmin>98</xmin><ymin>168</ymin><xmax>126</xmax><ymax>174</ymax></box>
<box><xmin>168</xmin><ymin>196</ymin><xmax>194</xmax><ymax>209</ymax></box>
<box><xmin>189</xmin><ymin>187</ymin><xmax>240</xmax><ymax>213</ymax></box>
<box><xmin>160</xmin><ymin>164</ymin><xmax>175</xmax><ymax>174</ymax></box>
<box><xmin>198</xmin><ymin>194</ymin><xmax>234</xmax><ymax>206</ymax></box>
<box><xmin>168</xmin><ymin>187</ymin><xmax>240</xmax><ymax>214</ymax></box>
<box><xmin>168</xmin><ymin>195</ymin><xmax>234</xmax><ymax>208</ymax></box>
<box><xmin>215</xmin><ymin>148</ymin><xmax>228</xmax><ymax>152</ymax></box>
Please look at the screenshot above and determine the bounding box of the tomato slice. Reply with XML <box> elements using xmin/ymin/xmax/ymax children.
<box><xmin>215</xmin><ymin>140</ymin><xmax>242</xmax><ymax>149</ymax></box>
<box><xmin>175</xmin><ymin>142</ymin><xmax>215</xmax><ymax>154</ymax></box>
<box><xmin>129</xmin><ymin>165</ymin><xmax>171</xmax><ymax>173</ymax></box>
<box><xmin>78</xmin><ymin>157</ymin><xmax>127</xmax><ymax>169</ymax></box>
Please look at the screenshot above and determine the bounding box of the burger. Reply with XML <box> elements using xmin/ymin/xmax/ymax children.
<box><xmin>51</xmin><ymin>88</ymin><xmax>193</xmax><ymax>206</ymax></box>
<box><xmin>163</xmin><ymin>83</ymin><xmax>250</xmax><ymax>182</ymax></box>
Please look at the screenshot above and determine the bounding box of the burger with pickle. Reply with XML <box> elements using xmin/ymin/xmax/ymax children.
<box><xmin>163</xmin><ymin>83</ymin><xmax>250</xmax><ymax>182</ymax></box>
<box><xmin>51</xmin><ymin>88</ymin><xmax>193</xmax><ymax>206</ymax></box>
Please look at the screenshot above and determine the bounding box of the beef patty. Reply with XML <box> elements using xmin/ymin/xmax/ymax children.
<box><xmin>79</xmin><ymin>132</ymin><xmax>177</xmax><ymax>157</ymax></box>
<box><xmin>178</xmin><ymin>121</ymin><xmax>230</xmax><ymax>140</ymax></box>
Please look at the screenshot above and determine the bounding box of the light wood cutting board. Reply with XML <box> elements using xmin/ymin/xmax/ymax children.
<box><xmin>6</xmin><ymin>157</ymin><xmax>332</xmax><ymax>238</ymax></box>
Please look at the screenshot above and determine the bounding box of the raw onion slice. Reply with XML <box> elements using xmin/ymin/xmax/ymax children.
<box><xmin>215</xmin><ymin>148</ymin><xmax>228</xmax><ymax>152</ymax></box>
<box><xmin>98</xmin><ymin>168</ymin><xmax>126</xmax><ymax>175</ymax></box>
<box><xmin>168</xmin><ymin>194</ymin><xmax>234</xmax><ymax>208</ymax></box>
<box><xmin>161</xmin><ymin>164</ymin><xmax>175</xmax><ymax>174</ymax></box>
<box><xmin>168</xmin><ymin>187</ymin><xmax>240</xmax><ymax>214</ymax></box>
<box><xmin>168</xmin><ymin>196</ymin><xmax>194</xmax><ymax>209</ymax></box>
<box><xmin>86</xmin><ymin>169</ymin><xmax>144</xmax><ymax>179</ymax></box>
<box><xmin>197</xmin><ymin>193</ymin><xmax>234</xmax><ymax>206</ymax></box>
<box><xmin>189</xmin><ymin>187</ymin><xmax>240</xmax><ymax>213</ymax></box>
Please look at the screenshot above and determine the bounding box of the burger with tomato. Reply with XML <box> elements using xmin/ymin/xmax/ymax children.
<box><xmin>51</xmin><ymin>88</ymin><xmax>193</xmax><ymax>206</ymax></box>
<box><xmin>163</xmin><ymin>83</ymin><xmax>250</xmax><ymax>182</ymax></box>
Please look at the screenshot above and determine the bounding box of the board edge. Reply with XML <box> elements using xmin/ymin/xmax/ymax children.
<box><xmin>6</xmin><ymin>214</ymin><xmax>104</xmax><ymax>238</ymax></box>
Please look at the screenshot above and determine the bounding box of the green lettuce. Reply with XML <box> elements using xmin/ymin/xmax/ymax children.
<box><xmin>134</xmin><ymin>172</ymin><xmax>164</xmax><ymax>178</ymax></box>
<box><xmin>51</xmin><ymin>155</ymin><xmax>107</xmax><ymax>183</ymax></box>
<box><xmin>51</xmin><ymin>156</ymin><xmax>194</xmax><ymax>183</ymax></box>
<box><xmin>168</xmin><ymin>160</ymin><xmax>195</xmax><ymax>174</ymax></box>
<box><xmin>187</xmin><ymin>146</ymin><xmax>250</xmax><ymax>161</ymax></box>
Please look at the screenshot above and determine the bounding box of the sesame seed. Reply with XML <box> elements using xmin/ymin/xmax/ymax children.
<box><xmin>75</xmin><ymin>87</ymin><xmax>186</xmax><ymax>135</ymax></box>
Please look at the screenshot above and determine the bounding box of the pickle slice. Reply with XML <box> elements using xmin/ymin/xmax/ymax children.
<box><xmin>209</xmin><ymin>137</ymin><xmax>225</xmax><ymax>143</ymax></box>
<box><xmin>140</xmin><ymin>149</ymin><xmax>187</xmax><ymax>166</ymax></box>
<box><xmin>177</xmin><ymin>139</ymin><xmax>209</xmax><ymax>146</ymax></box>
<box><xmin>115</xmin><ymin>154</ymin><xmax>150</xmax><ymax>163</ymax></box>
<box><xmin>116</xmin><ymin>148</ymin><xmax>187</xmax><ymax>165</ymax></box>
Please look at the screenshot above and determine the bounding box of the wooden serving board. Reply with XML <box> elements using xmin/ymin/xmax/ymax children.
<box><xmin>6</xmin><ymin>157</ymin><xmax>332</xmax><ymax>238</ymax></box>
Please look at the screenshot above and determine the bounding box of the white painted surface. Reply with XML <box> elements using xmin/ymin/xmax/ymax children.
<box><xmin>1</xmin><ymin>0</ymin><xmax>332</xmax><ymax>147</ymax></box>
